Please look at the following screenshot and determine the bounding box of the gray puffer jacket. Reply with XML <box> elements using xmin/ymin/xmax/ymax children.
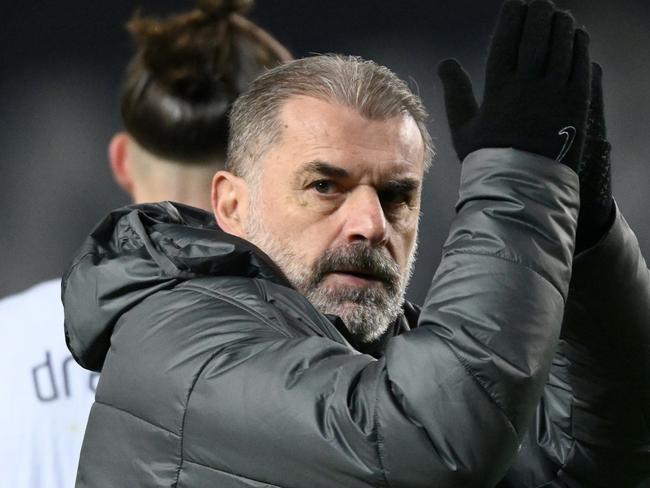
<box><xmin>63</xmin><ymin>148</ymin><xmax>650</xmax><ymax>487</ymax></box>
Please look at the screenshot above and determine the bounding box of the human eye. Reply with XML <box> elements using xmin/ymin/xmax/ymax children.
<box><xmin>378</xmin><ymin>180</ymin><xmax>419</xmax><ymax>211</ymax></box>
<box><xmin>378</xmin><ymin>188</ymin><xmax>410</xmax><ymax>206</ymax></box>
<box><xmin>308</xmin><ymin>179</ymin><xmax>340</xmax><ymax>195</ymax></box>
<box><xmin>378</xmin><ymin>188</ymin><xmax>416</xmax><ymax>211</ymax></box>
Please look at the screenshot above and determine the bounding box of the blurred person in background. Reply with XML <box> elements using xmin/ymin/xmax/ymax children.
<box><xmin>63</xmin><ymin>0</ymin><xmax>649</xmax><ymax>486</ymax></box>
<box><xmin>0</xmin><ymin>0</ymin><xmax>291</xmax><ymax>486</ymax></box>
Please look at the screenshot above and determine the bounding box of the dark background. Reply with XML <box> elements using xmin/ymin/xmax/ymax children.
<box><xmin>1</xmin><ymin>0</ymin><xmax>648</xmax><ymax>303</ymax></box>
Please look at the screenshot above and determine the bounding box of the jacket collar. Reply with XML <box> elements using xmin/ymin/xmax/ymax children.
<box><xmin>63</xmin><ymin>201</ymin><xmax>292</xmax><ymax>371</ymax></box>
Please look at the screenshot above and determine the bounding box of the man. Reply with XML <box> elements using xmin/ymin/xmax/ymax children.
<box><xmin>0</xmin><ymin>2</ymin><xmax>290</xmax><ymax>486</ymax></box>
<box><xmin>64</xmin><ymin>0</ymin><xmax>649</xmax><ymax>486</ymax></box>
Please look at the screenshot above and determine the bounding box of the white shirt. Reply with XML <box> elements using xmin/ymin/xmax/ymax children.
<box><xmin>0</xmin><ymin>279</ymin><xmax>97</xmax><ymax>487</ymax></box>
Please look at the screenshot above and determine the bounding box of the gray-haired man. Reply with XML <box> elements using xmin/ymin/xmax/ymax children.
<box><xmin>64</xmin><ymin>1</ymin><xmax>649</xmax><ymax>486</ymax></box>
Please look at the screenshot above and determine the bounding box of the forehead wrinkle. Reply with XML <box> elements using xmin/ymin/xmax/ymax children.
<box><xmin>366</xmin><ymin>159</ymin><xmax>423</xmax><ymax>188</ymax></box>
<box><xmin>273</xmin><ymin>98</ymin><xmax>424</xmax><ymax>187</ymax></box>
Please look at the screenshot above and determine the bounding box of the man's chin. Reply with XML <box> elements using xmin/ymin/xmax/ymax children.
<box><xmin>327</xmin><ymin>300</ymin><xmax>393</xmax><ymax>344</ymax></box>
<box><xmin>302</xmin><ymin>283</ymin><xmax>401</xmax><ymax>344</ymax></box>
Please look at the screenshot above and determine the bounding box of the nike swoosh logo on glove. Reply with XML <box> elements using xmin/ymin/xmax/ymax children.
<box><xmin>556</xmin><ymin>126</ymin><xmax>576</xmax><ymax>162</ymax></box>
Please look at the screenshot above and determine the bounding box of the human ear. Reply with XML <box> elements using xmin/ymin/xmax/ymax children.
<box><xmin>211</xmin><ymin>170</ymin><xmax>248</xmax><ymax>237</ymax></box>
<box><xmin>108</xmin><ymin>132</ymin><xmax>134</xmax><ymax>196</ymax></box>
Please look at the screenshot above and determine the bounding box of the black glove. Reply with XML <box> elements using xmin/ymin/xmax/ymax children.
<box><xmin>438</xmin><ymin>0</ymin><xmax>592</xmax><ymax>171</ymax></box>
<box><xmin>575</xmin><ymin>63</ymin><xmax>615</xmax><ymax>253</ymax></box>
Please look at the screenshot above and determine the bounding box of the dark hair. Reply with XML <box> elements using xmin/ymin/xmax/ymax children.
<box><xmin>121</xmin><ymin>0</ymin><xmax>292</xmax><ymax>162</ymax></box>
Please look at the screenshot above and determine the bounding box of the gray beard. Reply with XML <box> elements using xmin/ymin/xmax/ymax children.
<box><xmin>244</xmin><ymin>201</ymin><xmax>415</xmax><ymax>344</ymax></box>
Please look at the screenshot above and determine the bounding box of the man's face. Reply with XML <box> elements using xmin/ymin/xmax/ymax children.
<box><xmin>243</xmin><ymin>96</ymin><xmax>425</xmax><ymax>343</ymax></box>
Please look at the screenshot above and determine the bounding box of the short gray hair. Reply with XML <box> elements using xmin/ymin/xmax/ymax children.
<box><xmin>226</xmin><ymin>54</ymin><xmax>433</xmax><ymax>181</ymax></box>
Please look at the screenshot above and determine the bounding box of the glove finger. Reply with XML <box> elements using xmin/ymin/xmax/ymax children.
<box><xmin>546</xmin><ymin>10</ymin><xmax>575</xmax><ymax>82</ymax></box>
<box><xmin>570</xmin><ymin>28</ymin><xmax>591</xmax><ymax>88</ymax></box>
<box><xmin>438</xmin><ymin>58</ymin><xmax>479</xmax><ymax>131</ymax></box>
<box><xmin>586</xmin><ymin>62</ymin><xmax>606</xmax><ymax>140</ymax></box>
<box><xmin>517</xmin><ymin>0</ymin><xmax>556</xmax><ymax>79</ymax></box>
<box><xmin>485</xmin><ymin>0</ymin><xmax>527</xmax><ymax>76</ymax></box>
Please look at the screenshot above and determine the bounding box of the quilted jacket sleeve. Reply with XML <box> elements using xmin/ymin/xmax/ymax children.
<box><xmin>375</xmin><ymin>149</ymin><xmax>578</xmax><ymax>487</ymax></box>
<box><xmin>497</xmin><ymin>207</ymin><xmax>650</xmax><ymax>487</ymax></box>
<box><xmin>170</xmin><ymin>148</ymin><xmax>580</xmax><ymax>488</ymax></box>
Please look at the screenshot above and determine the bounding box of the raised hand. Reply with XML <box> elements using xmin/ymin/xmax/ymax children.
<box><xmin>438</xmin><ymin>0</ymin><xmax>592</xmax><ymax>172</ymax></box>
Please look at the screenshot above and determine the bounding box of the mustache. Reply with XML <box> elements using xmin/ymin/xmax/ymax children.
<box><xmin>311</xmin><ymin>243</ymin><xmax>401</xmax><ymax>290</ymax></box>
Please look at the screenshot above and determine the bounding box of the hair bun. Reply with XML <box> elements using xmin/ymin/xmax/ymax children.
<box><xmin>196</xmin><ymin>0</ymin><xmax>253</xmax><ymax>19</ymax></box>
<box><xmin>122</xmin><ymin>0</ymin><xmax>291</xmax><ymax>161</ymax></box>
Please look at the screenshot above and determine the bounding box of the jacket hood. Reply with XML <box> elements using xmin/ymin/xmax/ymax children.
<box><xmin>63</xmin><ymin>202</ymin><xmax>290</xmax><ymax>372</ymax></box>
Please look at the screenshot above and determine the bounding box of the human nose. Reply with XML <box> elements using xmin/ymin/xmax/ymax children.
<box><xmin>339</xmin><ymin>186</ymin><xmax>388</xmax><ymax>245</ymax></box>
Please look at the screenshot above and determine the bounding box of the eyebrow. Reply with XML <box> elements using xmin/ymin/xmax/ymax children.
<box><xmin>296</xmin><ymin>160</ymin><xmax>350</xmax><ymax>179</ymax></box>
<box><xmin>380</xmin><ymin>178</ymin><xmax>420</xmax><ymax>194</ymax></box>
